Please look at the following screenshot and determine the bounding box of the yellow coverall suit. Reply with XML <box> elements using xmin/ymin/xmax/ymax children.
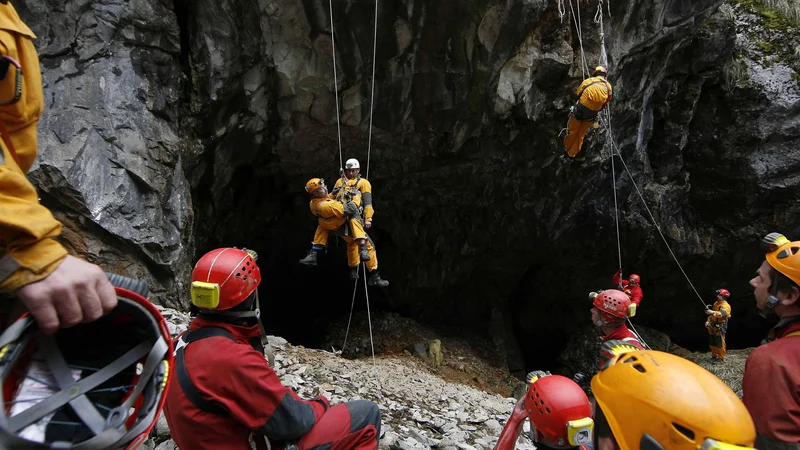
<box><xmin>0</xmin><ymin>4</ymin><xmax>68</xmax><ymax>293</ymax></box>
<box><xmin>563</xmin><ymin>76</ymin><xmax>613</xmax><ymax>157</ymax></box>
<box><xmin>309</xmin><ymin>195</ymin><xmax>378</xmax><ymax>271</ymax></box>
<box><xmin>311</xmin><ymin>177</ymin><xmax>374</xmax><ymax>247</ymax></box>
<box><xmin>706</xmin><ymin>300</ymin><xmax>731</xmax><ymax>360</ymax></box>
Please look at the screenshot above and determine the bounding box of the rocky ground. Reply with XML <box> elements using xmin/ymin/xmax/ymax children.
<box><xmin>143</xmin><ymin>308</ymin><xmax>752</xmax><ymax>450</ymax></box>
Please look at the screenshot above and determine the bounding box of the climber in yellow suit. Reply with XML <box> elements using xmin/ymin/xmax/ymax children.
<box><xmin>705</xmin><ymin>288</ymin><xmax>732</xmax><ymax>362</ymax></box>
<box><xmin>303</xmin><ymin>178</ymin><xmax>389</xmax><ymax>287</ymax></box>
<box><xmin>563</xmin><ymin>66</ymin><xmax>613</xmax><ymax>158</ymax></box>
<box><xmin>301</xmin><ymin>158</ymin><xmax>375</xmax><ymax>268</ymax></box>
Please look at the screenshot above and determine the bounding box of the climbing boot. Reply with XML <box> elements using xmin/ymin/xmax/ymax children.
<box><xmin>367</xmin><ymin>270</ymin><xmax>389</xmax><ymax>287</ymax></box>
<box><xmin>359</xmin><ymin>244</ymin><xmax>371</xmax><ymax>262</ymax></box>
<box><xmin>299</xmin><ymin>250</ymin><xmax>318</xmax><ymax>267</ymax></box>
<box><xmin>349</xmin><ymin>266</ymin><xmax>359</xmax><ymax>280</ymax></box>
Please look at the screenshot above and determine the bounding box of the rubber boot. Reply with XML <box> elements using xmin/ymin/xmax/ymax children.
<box><xmin>359</xmin><ymin>243</ymin><xmax>371</xmax><ymax>262</ymax></box>
<box><xmin>367</xmin><ymin>270</ymin><xmax>389</xmax><ymax>287</ymax></box>
<box><xmin>299</xmin><ymin>250</ymin><xmax>318</xmax><ymax>267</ymax></box>
<box><xmin>349</xmin><ymin>266</ymin><xmax>359</xmax><ymax>280</ymax></box>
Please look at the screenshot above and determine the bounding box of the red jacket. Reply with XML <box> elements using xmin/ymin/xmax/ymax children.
<box><xmin>612</xmin><ymin>272</ymin><xmax>643</xmax><ymax>306</ymax></box>
<box><xmin>164</xmin><ymin>318</ymin><xmax>329</xmax><ymax>450</ymax></box>
<box><xmin>742</xmin><ymin>318</ymin><xmax>800</xmax><ymax>444</ymax></box>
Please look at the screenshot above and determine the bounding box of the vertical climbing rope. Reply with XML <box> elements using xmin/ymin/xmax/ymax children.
<box><xmin>341</xmin><ymin>273</ymin><xmax>360</xmax><ymax>353</ymax></box>
<box><xmin>366</xmin><ymin>0</ymin><xmax>379</xmax><ymax>180</ymax></box>
<box><xmin>607</xmin><ymin>111</ymin><xmax>622</xmax><ymax>272</ymax></box>
<box><xmin>362</xmin><ymin>263</ymin><xmax>376</xmax><ymax>366</ymax></box>
<box><xmin>627</xmin><ymin>319</ymin><xmax>652</xmax><ymax>350</ymax></box>
<box><xmin>328</xmin><ymin>0</ymin><xmax>344</xmax><ymax>170</ymax></box>
<box><xmin>568</xmin><ymin>0</ymin><xmax>590</xmax><ymax>79</ymax></box>
<box><xmin>602</xmin><ymin>111</ymin><xmax>708</xmax><ymax>311</ymax></box>
<box><xmin>557</xmin><ymin>0</ymin><xmax>566</xmax><ymax>23</ymax></box>
<box><xmin>595</xmin><ymin>0</ymin><xmax>609</xmax><ymax>68</ymax></box>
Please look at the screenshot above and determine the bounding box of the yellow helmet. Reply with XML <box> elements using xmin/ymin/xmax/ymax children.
<box><xmin>591</xmin><ymin>350</ymin><xmax>755</xmax><ymax>450</ymax></box>
<box><xmin>763</xmin><ymin>232</ymin><xmax>800</xmax><ymax>285</ymax></box>
<box><xmin>304</xmin><ymin>178</ymin><xmax>324</xmax><ymax>194</ymax></box>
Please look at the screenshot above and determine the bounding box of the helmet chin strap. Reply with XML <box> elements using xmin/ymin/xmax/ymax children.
<box><xmin>203</xmin><ymin>292</ymin><xmax>274</xmax><ymax>366</ymax></box>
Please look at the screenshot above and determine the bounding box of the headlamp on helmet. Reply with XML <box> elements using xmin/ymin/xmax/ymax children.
<box><xmin>191</xmin><ymin>281</ymin><xmax>221</xmax><ymax>309</ymax></box>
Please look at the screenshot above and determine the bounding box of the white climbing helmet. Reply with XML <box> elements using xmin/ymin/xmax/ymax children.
<box><xmin>345</xmin><ymin>158</ymin><xmax>360</xmax><ymax>170</ymax></box>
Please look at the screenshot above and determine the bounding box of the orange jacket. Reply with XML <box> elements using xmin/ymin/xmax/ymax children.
<box><xmin>576</xmin><ymin>75</ymin><xmax>613</xmax><ymax>111</ymax></box>
<box><xmin>0</xmin><ymin>3</ymin><xmax>67</xmax><ymax>292</ymax></box>
<box><xmin>309</xmin><ymin>194</ymin><xmax>361</xmax><ymax>231</ymax></box>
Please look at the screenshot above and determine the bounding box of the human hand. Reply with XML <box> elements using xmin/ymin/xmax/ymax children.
<box><xmin>705</xmin><ymin>309</ymin><xmax>715</xmax><ymax>315</ymax></box>
<box><xmin>365</xmin><ymin>220</ymin><xmax>372</xmax><ymax>229</ymax></box>
<box><xmin>16</xmin><ymin>255</ymin><xmax>117</xmax><ymax>334</ymax></box>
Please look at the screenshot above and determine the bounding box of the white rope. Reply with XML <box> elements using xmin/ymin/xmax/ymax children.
<box><xmin>601</xmin><ymin>111</ymin><xmax>708</xmax><ymax>311</ymax></box>
<box><xmin>557</xmin><ymin>0</ymin><xmax>566</xmax><ymax>23</ymax></box>
<box><xmin>567</xmin><ymin>0</ymin><xmax>589</xmax><ymax>79</ymax></box>
<box><xmin>366</xmin><ymin>0</ymin><xmax>379</xmax><ymax>180</ymax></box>
<box><xmin>595</xmin><ymin>1</ymin><xmax>608</xmax><ymax>67</ymax></box>
<box><xmin>328</xmin><ymin>0</ymin><xmax>343</xmax><ymax>171</ymax></box>
<box><xmin>627</xmin><ymin>319</ymin><xmax>652</xmax><ymax>350</ymax></box>
<box><xmin>341</xmin><ymin>269</ymin><xmax>360</xmax><ymax>353</ymax></box>
<box><xmin>362</xmin><ymin>262</ymin><xmax>376</xmax><ymax>366</ymax></box>
<box><xmin>607</xmin><ymin>111</ymin><xmax>622</xmax><ymax>272</ymax></box>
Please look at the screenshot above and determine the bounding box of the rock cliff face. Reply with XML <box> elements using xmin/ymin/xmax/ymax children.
<box><xmin>18</xmin><ymin>0</ymin><xmax>800</xmax><ymax>372</ymax></box>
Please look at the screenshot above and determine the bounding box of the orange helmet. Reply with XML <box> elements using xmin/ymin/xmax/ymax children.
<box><xmin>592</xmin><ymin>289</ymin><xmax>631</xmax><ymax>323</ymax></box>
<box><xmin>0</xmin><ymin>277</ymin><xmax>173</xmax><ymax>449</ymax></box>
<box><xmin>628</xmin><ymin>274</ymin><xmax>640</xmax><ymax>285</ymax></box>
<box><xmin>524</xmin><ymin>375</ymin><xmax>593</xmax><ymax>448</ymax></box>
<box><xmin>763</xmin><ymin>232</ymin><xmax>800</xmax><ymax>285</ymax></box>
<box><xmin>591</xmin><ymin>350</ymin><xmax>755</xmax><ymax>450</ymax></box>
<box><xmin>304</xmin><ymin>178</ymin><xmax>325</xmax><ymax>194</ymax></box>
<box><xmin>191</xmin><ymin>248</ymin><xmax>261</xmax><ymax>311</ymax></box>
<box><xmin>592</xmin><ymin>65</ymin><xmax>608</xmax><ymax>77</ymax></box>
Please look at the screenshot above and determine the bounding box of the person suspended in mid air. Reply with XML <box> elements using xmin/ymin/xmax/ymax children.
<box><xmin>612</xmin><ymin>269</ymin><xmax>642</xmax><ymax>309</ymax></box>
<box><xmin>301</xmin><ymin>178</ymin><xmax>389</xmax><ymax>287</ymax></box>
<box><xmin>300</xmin><ymin>158</ymin><xmax>376</xmax><ymax>267</ymax></box>
<box><xmin>705</xmin><ymin>288</ymin><xmax>731</xmax><ymax>363</ymax></box>
<box><xmin>563</xmin><ymin>66</ymin><xmax>613</xmax><ymax>158</ymax></box>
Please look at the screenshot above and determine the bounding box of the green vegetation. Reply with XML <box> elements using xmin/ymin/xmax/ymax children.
<box><xmin>755</xmin><ymin>40</ymin><xmax>777</xmax><ymax>54</ymax></box>
<box><xmin>734</xmin><ymin>0</ymin><xmax>798</xmax><ymax>30</ymax></box>
<box><xmin>723</xmin><ymin>57</ymin><xmax>750</xmax><ymax>91</ymax></box>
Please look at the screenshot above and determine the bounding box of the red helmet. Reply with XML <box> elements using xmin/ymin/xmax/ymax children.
<box><xmin>0</xmin><ymin>277</ymin><xmax>173</xmax><ymax>449</ymax></box>
<box><xmin>592</xmin><ymin>65</ymin><xmax>608</xmax><ymax>77</ymax></box>
<box><xmin>628</xmin><ymin>274</ymin><xmax>640</xmax><ymax>285</ymax></box>
<box><xmin>191</xmin><ymin>248</ymin><xmax>261</xmax><ymax>310</ymax></box>
<box><xmin>716</xmin><ymin>288</ymin><xmax>730</xmax><ymax>299</ymax></box>
<box><xmin>593</xmin><ymin>289</ymin><xmax>632</xmax><ymax>322</ymax></box>
<box><xmin>524</xmin><ymin>375</ymin><xmax>594</xmax><ymax>448</ymax></box>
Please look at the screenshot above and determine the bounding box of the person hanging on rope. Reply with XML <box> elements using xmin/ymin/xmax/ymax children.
<box><xmin>742</xmin><ymin>232</ymin><xmax>800</xmax><ymax>449</ymax></box>
<box><xmin>612</xmin><ymin>269</ymin><xmax>642</xmax><ymax>309</ymax></box>
<box><xmin>165</xmin><ymin>248</ymin><xmax>383</xmax><ymax>450</ymax></box>
<box><xmin>705</xmin><ymin>288</ymin><xmax>731</xmax><ymax>363</ymax></box>
<box><xmin>493</xmin><ymin>371</ymin><xmax>593</xmax><ymax>450</ymax></box>
<box><xmin>563</xmin><ymin>66</ymin><xmax>613</xmax><ymax>158</ymax></box>
<box><xmin>589</xmin><ymin>289</ymin><xmax>643</xmax><ymax>367</ymax></box>
<box><xmin>300</xmin><ymin>178</ymin><xmax>389</xmax><ymax>287</ymax></box>
<box><xmin>300</xmin><ymin>158</ymin><xmax>375</xmax><ymax>267</ymax></box>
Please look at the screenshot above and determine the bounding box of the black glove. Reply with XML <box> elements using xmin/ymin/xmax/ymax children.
<box><xmin>343</xmin><ymin>201</ymin><xmax>360</xmax><ymax>218</ymax></box>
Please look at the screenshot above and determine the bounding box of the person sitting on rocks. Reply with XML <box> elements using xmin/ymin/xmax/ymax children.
<box><xmin>494</xmin><ymin>371</ymin><xmax>593</xmax><ymax>450</ymax></box>
<box><xmin>591</xmin><ymin>344</ymin><xmax>755</xmax><ymax>449</ymax></box>
<box><xmin>164</xmin><ymin>247</ymin><xmax>382</xmax><ymax>450</ymax></box>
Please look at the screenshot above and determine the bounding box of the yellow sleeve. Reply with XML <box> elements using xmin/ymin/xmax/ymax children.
<box><xmin>0</xmin><ymin>5</ymin><xmax>67</xmax><ymax>292</ymax></box>
<box><xmin>316</xmin><ymin>198</ymin><xmax>344</xmax><ymax>219</ymax></box>
<box><xmin>358</xmin><ymin>179</ymin><xmax>373</xmax><ymax>221</ymax></box>
<box><xmin>576</xmin><ymin>78</ymin><xmax>593</xmax><ymax>96</ymax></box>
<box><xmin>720</xmin><ymin>302</ymin><xmax>731</xmax><ymax>319</ymax></box>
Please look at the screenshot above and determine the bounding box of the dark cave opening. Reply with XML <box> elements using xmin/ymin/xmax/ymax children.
<box><xmin>192</xmin><ymin>154</ymin><xmax>779</xmax><ymax>379</ymax></box>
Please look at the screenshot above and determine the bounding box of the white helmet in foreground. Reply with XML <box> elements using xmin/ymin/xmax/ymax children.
<box><xmin>345</xmin><ymin>158</ymin><xmax>360</xmax><ymax>169</ymax></box>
